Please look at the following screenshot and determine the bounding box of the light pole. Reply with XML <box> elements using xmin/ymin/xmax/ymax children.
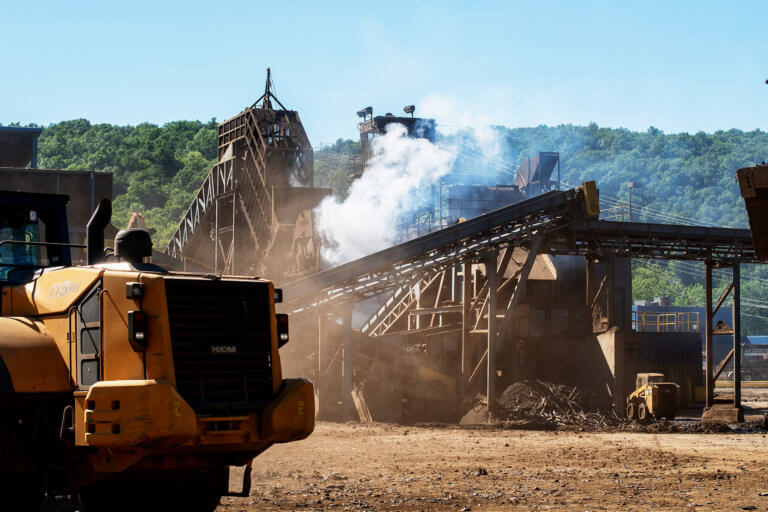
<box><xmin>627</xmin><ymin>182</ymin><xmax>641</xmax><ymax>222</ymax></box>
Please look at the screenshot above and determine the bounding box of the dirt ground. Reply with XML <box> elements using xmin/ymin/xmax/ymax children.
<box><xmin>216</xmin><ymin>388</ymin><xmax>768</xmax><ymax>512</ymax></box>
<box><xmin>218</xmin><ymin>422</ymin><xmax>768</xmax><ymax>512</ymax></box>
<box><xmin>38</xmin><ymin>390</ymin><xmax>768</xmax><ymax>511</ymax></box>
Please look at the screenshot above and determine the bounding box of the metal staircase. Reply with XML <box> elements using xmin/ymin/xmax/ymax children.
<box><xmin>361</xmin><ymin>272</ymin><xmax>444</xmax><ymax>336</ymax></box>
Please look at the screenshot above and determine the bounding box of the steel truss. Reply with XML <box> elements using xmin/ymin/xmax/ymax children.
<box><xmin>284</xmin><ymin>186</ymin><xmax>756</xmax><ymax>312</ymax></box>
<box><xmin>164</xmin><ymin>71</ymin><xmax>314</xmax><ymax>276</ymax></box>
<box><xmin>297</xmin><ymin>184</ymin><xmax>758</xmax><ymax>422</ymax></box>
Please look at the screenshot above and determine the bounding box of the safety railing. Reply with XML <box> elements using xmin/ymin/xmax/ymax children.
<box><xmin>632</xmin><ymin>311</ymin><xmax>700</xmax><ymax>333</ymax></box>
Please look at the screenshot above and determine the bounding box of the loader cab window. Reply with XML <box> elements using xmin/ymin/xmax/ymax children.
<box><xmin>0</xmin><ymin>194</ymin><xmax>72</xmax><ymax>285</ymax></box>
<box><xmin>0</xmin><ymin>209</ymin><xmax>46</xmax><ymax>283</ymax></box>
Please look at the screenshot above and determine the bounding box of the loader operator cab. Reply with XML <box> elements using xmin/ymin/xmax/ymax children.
<box><xmin>636</xmin><ymin>372</ymin><xmax>665</xmax><ymax>389</ymax></box>
<box><xmin>0</xmin><ymin>191</ymin><xmax>72</xmax><ymax>285</ymax></box>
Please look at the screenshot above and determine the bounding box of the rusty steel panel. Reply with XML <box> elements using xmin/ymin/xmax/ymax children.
<box><xmin>166</xmin><ymin>70</ymin><xmax>327</xmax><ymax>282</ymax></box>
<box><xmin>513</xmin><ymin>152</ymin><xmax>560</xmax><ymax>197</ymax></box>
<box><xmin>0</xmin><ymin>126</ymin><xmax>42</xmax><ymax>168</ymax></box>
<box><xmin>737</xmin><ymin>164</ymin><xmax>768</xmax><ymax>260</ymax></box>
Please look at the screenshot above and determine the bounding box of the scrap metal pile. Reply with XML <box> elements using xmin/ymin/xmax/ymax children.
<box><xmin>496</xmin><ymin>380</ymin><xmax>617</xmax><ymax>427</ymax></box>
<box><xmin>493</xmin><ymin>380</ymin><xmax>739</xmax><ymax>433</ymax></box>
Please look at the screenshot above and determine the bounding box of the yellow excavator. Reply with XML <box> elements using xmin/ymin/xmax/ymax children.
<box><xmin>0</xmin><ymin>191</ymin><xmax>314</xmax><ymax>511</ymax></box>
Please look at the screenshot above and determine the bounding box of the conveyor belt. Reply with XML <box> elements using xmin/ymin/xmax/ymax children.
<box><xmin>562</xmin><ymin>219</ymin><xmax>755</xmax><ymax>261</ymax></box>
<box><xmin>283</xmin><ymin>185</ymin><xmax>757</xmax><ymax>312</ymax></box>
<box><xmin>283</xmin><ymin>187</ymin><xmax>589</xmax><ymax>309</ymax></box>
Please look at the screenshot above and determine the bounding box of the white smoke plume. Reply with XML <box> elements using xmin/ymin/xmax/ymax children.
<box><xmin>314</xmin><ymin>123</ymin><xmax>456</xmax><ymax>265</ymax></box>
<box><xmin>420</xmin><ymin>93</ymin><xmax>504</xmax><ymax>162</ymax></box>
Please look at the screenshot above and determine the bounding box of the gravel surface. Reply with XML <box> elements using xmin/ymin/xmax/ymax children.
<box><xmin>215</xmin><ymin>421</ymin><xmax>768</xmax><ymax>511</ymax></box>
<box><xmin>39</xmin><ymin>388</ymin><xmax>768</xmax><ymax>511</ymax></box>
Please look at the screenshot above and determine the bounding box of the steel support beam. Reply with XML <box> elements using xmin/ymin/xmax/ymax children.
<box><xmin>705</xmin><ymin>261</ymin><xmax>714</xmax><ymax>408</ymax></box>
<box><xmin>214</xmin><ymin>195</ymin><xmax>219</xmax><ymax>273</ymax></box>
<box><xmin>461</xmin><ymin>262</ymin><xmax>472</xmax><ymax>396</ymax></box>
<box><xmin>585</xmin><ymin>257</ymin><xmax>593</xmax><ymax>306</ymax></box>
<box><xmin>714</xmin><ymin>348</ymin><xmax>734</xmax><ymax>382</ymax></box>
<box><xmin>342</xmin><ymin>311</ymin><xmax>353</xmax><ymax>418</ymax></box>
<box><xmin>411</xmin><ymin>305</ymin><xmax>463</xmax><ymax>315</ymax></box>
<box><xmin>317</xmin><ymin>316</ymin><xmax>324</xmax><ymax>404</ymax></box>
<box><xmin>733</xmin><ymin>263</ymin><xmax>742</xmax><ymax>411</ymax></box>
<box><xmin>591</xmin><ymin>274</ymin><xmax>608</xmax><ymax>307</ymax></box>
<box><xmin>606</xmin><ymin>256</ymin><xmax>615</xmax><ymax>327</ymax></box>
<box><xmin>486</xmin><ymin>252</ymin><xmax>498</xmax><ymax>422</ymax></box>
<box><xmin>451</xmin><ymin>264</ymin><xmax>458</xmax><ymax>303</ymax></box>
<box><xmin>713</xmin><ymin>282</ymin><xmax>734</xmax><ymax>316</ymax></box>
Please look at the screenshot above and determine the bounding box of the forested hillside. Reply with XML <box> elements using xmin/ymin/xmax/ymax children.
<box><xmin>34</xmin><ymin>119</ymin><xmax>768</xmax><ymax>333</ymax></box>
<box><xmin>39</xmin><ymin>120</ymin><xmax>767</xmax><ymax>240</ymax></box>
<box><xmin>318</xmin><ymin>124</ymin><xmax>768</xmax><ymax>229</ymax></box>
<box><xmin>494</xmin><ymin>123</ymin><xmax>765</xmax><ymax>229</ymax></box>
<box><xmin>38</xmin><ymin>119</ymin><xmax>218</xmax><ymax>243</ymax></box>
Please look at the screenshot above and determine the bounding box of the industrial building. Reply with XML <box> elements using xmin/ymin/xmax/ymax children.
<box><xmin>154</xmin><ymin>79</ymin><xmax>760</xmax><ymax>425</ymax></box>
<box><xmin>0</xmin><ymin>125</ymin><xmax>113</xmax><ymax>262</ymax></box>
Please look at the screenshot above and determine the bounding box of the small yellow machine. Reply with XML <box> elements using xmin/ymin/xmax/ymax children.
<box><xmin>625</xmin><ymin>373</ymin><xmax>680</xmax><ymax>422</ymax></box>
<box><xmin>0</xmin><ymin>191</ymin><xmax>314</xmax><ymax>511</ymax></box>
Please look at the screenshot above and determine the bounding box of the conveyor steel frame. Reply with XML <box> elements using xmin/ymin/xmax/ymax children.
<box><xmin>284</xmin><ymin>186</ymin><xmax>756</xmax><ymax>312</ymax></box>
<box><xmin>285</xmin><ymin>188</ymin><xmax>584</xmax><ymax>310</ymax></box>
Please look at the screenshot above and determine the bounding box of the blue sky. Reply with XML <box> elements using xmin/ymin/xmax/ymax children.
<box><xmin>2</xmin><ymin>1</ymin><xmax>767</xmax><ymax>144</ymax></box>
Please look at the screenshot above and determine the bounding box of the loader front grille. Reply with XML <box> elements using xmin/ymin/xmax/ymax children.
<box><xmin>165</xmin><ymin>278</ymin><xmax>274</xmax><ymax>413</ymax></box>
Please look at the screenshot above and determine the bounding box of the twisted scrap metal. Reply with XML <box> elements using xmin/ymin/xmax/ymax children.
<box><xmin>497</xmin><ymin>379</ymin><xmax>620</xmax><ymax>427</ymax></box>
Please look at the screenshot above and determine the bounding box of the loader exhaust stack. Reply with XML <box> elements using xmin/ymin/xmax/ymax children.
<box><xmin>86</xmin><ymin>198</ymin><xmax>112</xmax><ymax>265</ymax></box>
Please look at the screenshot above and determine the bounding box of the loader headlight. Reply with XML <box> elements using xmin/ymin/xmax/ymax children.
<box><xmin>276</xmin><ymin>314</ymin><xmax>289</xmax><ymax>348</ymax></box>
<box><xmin>128</xmin><ymin>310</ymin><xmax>148</xmax><ymax>351</ymax></box>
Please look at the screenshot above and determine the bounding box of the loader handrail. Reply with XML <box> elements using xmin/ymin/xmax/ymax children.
<box><xmin>0</xmin><ymin>240</ymin><xmax>87</xmax><ymax>268</ymax></box>
<box><xmin>0</xmin><ymin>240</ymin><xmax>87</xmax><ymax>249</ymax></box>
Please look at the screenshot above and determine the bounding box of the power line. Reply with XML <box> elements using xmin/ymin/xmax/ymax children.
<box><xmin>638</xmin><ymin>258</ymin><xmax>768</xmax><ymax>289</ymax></box>
<box><xmin>640</xmin><ymin>260</ymin><xmax>768</xmax><ymax>310</ymax></box>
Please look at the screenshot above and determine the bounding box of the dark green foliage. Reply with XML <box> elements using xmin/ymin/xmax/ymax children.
<box><xmin>32</xmin><ymin>119</ymin><xmax>768</xmax><ymax>333</ymax></box>
<box><xmin>314</xmin><ymin>138</ymin><xmax>362</xmax><ymax>199</ymax></box>
<box><xmin>37</xmin><ymin>119</ymin><xmax>218</xmax><ymax>244</ymax></box>
<box><xmin>443</xmin><ymin>123</ymin><xmax>768</xmax><ymax>229</ymax></box>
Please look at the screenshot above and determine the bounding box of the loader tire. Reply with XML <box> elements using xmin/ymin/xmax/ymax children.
<box><xmin>80</xmin><ymin>468</ymin><xmax>226</xmax><ymax>512</ymax></box>
<box><xmin>625</xmin><ymin>403</ymin><xmax>636</xmax><ymax>420</ymax></box>
<box><xmin>0</xmin><ymin>472</ymin><xmax>43</xmax><ymax>512</ymax></box>
<box><xmin>637</xmin><ymin>403</ymin><xmax>649</xmax><ymax>423</ymax></box>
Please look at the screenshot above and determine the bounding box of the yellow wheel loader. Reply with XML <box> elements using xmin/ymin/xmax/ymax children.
<box><xmin>625</xmin><ymin>373</ymin><xmax>680</xmax><ymax>422</ymax></box>
<box><xmin>0</xmin><ymin>191</ymin><xmax>314</xmax><ymax>511</ymax></box>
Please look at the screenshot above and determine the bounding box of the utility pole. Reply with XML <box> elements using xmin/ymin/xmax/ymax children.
<box><xmin>627</xmin><ymin>182</ymin><xmax>641</xmax><ymax>222</ymax></box>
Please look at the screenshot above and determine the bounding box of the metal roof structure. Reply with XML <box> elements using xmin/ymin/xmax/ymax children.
<box><xmin>0</xmin><ymin>126</ymin><xmax>42</xmax><ymax>168</ymax></box>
